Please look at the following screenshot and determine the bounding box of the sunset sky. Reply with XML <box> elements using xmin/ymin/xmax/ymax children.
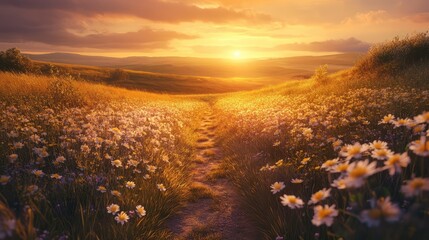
<box><xmin>0</xmin><ymin>0</ymin><xmax>428</xmax><ymax>58</ymax></box>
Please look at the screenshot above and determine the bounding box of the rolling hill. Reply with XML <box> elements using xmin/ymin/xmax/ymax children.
<box><xmin>26</xmin><ymin>53</ymin><xmax>361</xmax><ymax>91</ymax></box>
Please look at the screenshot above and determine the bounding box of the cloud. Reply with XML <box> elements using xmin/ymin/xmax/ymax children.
<box><xmin>276</xmin><ymin>38</ymin><xmax>371</xmax><ymax>52</ymax></box>
<box><xmin>407</xmin><ymin>12</ymin><xmax>429</xmax><ymax>23</ymax></box>
<box><xmin>0</xmin><ymin>6</ymin><xmax>194</xmax><ymax>49</ymax></box>
<box><xmin>191</xmin><ymin>37</ymin><xmax>371</xmax><ymax>55</ymax></box>
<box><xmin>0</xmin><ymin>0</ymin><xmax>273</xmax><ymax>24</ymax></box>
<box><xmin>182</xmin><ymin>0</ymin><xmax>277</xmax><ymax>7</ymax></box>
<box><xmin>342</xmin><ymin>10</ymin><xmax>388</xmax><ymax>25</ymax></box>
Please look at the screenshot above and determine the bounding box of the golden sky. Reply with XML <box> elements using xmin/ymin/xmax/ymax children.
<box><xmin>0</xmin><ymin>0</ymin><xmax>428</xmax><ymax>58</ymax></box>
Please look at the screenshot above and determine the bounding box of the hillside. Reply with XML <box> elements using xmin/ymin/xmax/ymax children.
<box><xmin>27</xmin><ymin>52</ymin><xmax>360</xmax><ymax>78</ymax></box>
<box><xmin>30</xmin><ymin>61</ymin><xmax>268</xmax><ymax>94</ymax></box>
<box><xmin>21</xmin><ymin>53</ymin><xmax>361</xmax><ymax>94</ymax></box>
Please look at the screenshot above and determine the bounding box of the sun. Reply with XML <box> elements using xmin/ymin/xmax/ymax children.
<box><xmin>232</xmin><ymin>50</ymin><xmax>242</xmax><ymax>59</ymax></box>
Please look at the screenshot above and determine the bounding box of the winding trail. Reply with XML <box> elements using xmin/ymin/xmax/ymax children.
<box><xmin>167</xmin><ymin>109</ymin><xmax>259</xmax><ymax>240</ymax></box>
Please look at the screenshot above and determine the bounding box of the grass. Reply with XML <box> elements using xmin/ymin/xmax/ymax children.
<box><xmin>206</xmin><ymin>166</ymin><xmax>228</xmax><ymax>181</ymax></box>
<box><xmin>193</xmin><ymin>155</ymin><xmax>208</xmax><ymax>164</ymax></box>
<box><xmin>30</xmin><ymin>61</ymin><xmax>270</xmax><ymax>94</ymax></box>
<box><xmin>0</xmin><ymin>72</ymin><xmax>208</xmax><ymax>239</ymax></box>
<box><xmin>355</xmin><ymin>32</ymin><xmax>429</xmax><ymax>74</ymax></box>
<box><xmin>184</xmin><ymin>225</ymin><xmax>222</xmax><ymax>240</ymax></box>
<box><xmin>187</xmin><ymin>183</ymin><xmax>217</xmax><ymax>202</ymax></box>
<box><xmin>1</xmin><ymin>33</ymin><xmax>429</xmax><ymax>240</ymax></box>
<box><xmin>212</xmin><ymin>34</ymin><xmax>429</xmax><ymax>239</ymax></box>
<box><xmin>201</xmin><ymin>149</ymin><xmax>217</xmax><ymax>157</ymax></box>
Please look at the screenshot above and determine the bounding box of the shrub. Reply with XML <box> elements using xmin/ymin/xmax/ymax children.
<box><xmin>109</xmin><ymin>68</ymin><xmax>129</xmax><ymax>82</ymax></box>
<box><xmin>312</xmin><ymin>64</ymin><xmax>330</xmax><ymax>85</ymax></box>
<box><xmin>47</xmin><ymin>78</ymin><xmax>83</xmax><ymax>108</ymax></box>
<box><xmin>0</xmin><ymin>48</ymin><xmax>33</xmax><ymax>73</ymax></box>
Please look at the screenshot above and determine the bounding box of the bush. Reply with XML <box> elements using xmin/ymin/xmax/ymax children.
<box><xmin>356</xmin><ymin>32</ymin><xmax>429</xmax><ymax>73</ymax></box>
<box><xmin>47</xmin><ymin>78</ymin><xmax>83</xmax><ymax>108</ymax></box>
<box><xmin>39</xmin><ymin>63</ymin><xmax>75</xmax><ymax>79</ymax></box>
<box><xmin>312</xmin><ymin>64</ymin><xmax>330</xmax><ymax>85</ymax></box>
<box><xmin>39</xmin><ymin>63</ymin><xmax>62</xmax><ymax>76</ymax></box>
<box><xmin>108</xmin><ymin>68</ymin><xmax>129</xmax><ymax>82</ymax></box>
<box><xmin>0</xmin><ymin>48</ymin><xmax>34</xmax><ymax>73</ymax></box>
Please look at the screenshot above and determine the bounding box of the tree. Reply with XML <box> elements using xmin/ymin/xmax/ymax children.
<box><xmin>0</xmin><ymin>48</ymin><xmax>33</xmax><ymax>73</ymax></box>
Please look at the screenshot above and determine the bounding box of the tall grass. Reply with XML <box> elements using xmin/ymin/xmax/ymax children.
<box><xmin>0</xmin><ymin>72</ymin><xmax>207</xmax><ymax>239</ymax></box>
<box><xmin>355</xmin><ymin>32</ymin><xmax>429</xmax><ymax>77</ymax></box>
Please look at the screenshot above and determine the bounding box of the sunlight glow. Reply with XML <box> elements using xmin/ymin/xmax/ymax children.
<box><xmin>232</xmin><ymin>50</ymin><xmax>242</xmax><ymax>59</ymax></box>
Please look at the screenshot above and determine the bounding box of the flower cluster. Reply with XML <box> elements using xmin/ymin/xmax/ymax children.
<box><xmin>215</xmin><ymin>87</ymin><xmax>429</xmax><ymax>238</ymax></box>
<box><xmin>273</xmin><ymin>112</ymin><xmax>429</xmax><ymax>229</ymax></box>
<box><xmin>0</xmin><ymin>99</ymin><xmax>205</xmax><ymax>238</ymax></box>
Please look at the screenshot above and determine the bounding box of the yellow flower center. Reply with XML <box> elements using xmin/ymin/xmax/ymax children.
<box><xmin>349</xmin><ymin>147</ymin><xmax>361</xmax><ymax>155</ymax></box>
<box><xmin>314</xmin><ymin>192</ymin><xmax>324</xmax><ymax>200</ymax></box>
<box><xmin>373</xmin><ymin>143</ymin><xmax>382</xmax><ymax>149</ymax></box>
<box><xmin>377</xmin><ymin>150</ymin><xmax>387</xmax><ymax>156</ymax></box>
<box><xmin>387</xmin><ymin>156</ymin><xmax>400</xmax><ymax>165</ymax></box>
<box><xmin>383</xmin><ymin>117</ymin><xmax>392</xmax><ymax>122</ymax></box>
<box><xmin>337</xmin><ymin>164</ymin><xmax>348</xmax><ymax>172</ymax></box>
<box><xmin>318</xmin><ymin>208</ymin><xmax>333</xmax><ymax>219</ymax></box>
<box><xmin>350</xmin><ymin>166</ymin><xmax>367</xmax><ymax>178</ymax></box>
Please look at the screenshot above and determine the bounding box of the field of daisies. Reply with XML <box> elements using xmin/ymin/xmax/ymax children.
<box><xmin>1</xmin><ymin>34</ymin><xmax>429</xmax><ymax>240</ymax></box>
<box><xmin>214</xmin><ymin>34</ymin><xmax>429</xmax><ymax>240</ymax></box>
<box><xmin>0</xmin><ymin>72</ymin><xmax>209</xmax><ymax>239</ymax></box>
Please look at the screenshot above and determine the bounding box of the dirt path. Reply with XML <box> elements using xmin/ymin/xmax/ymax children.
<box><xmin>167</xmin><ymin>110</ymin><xmax>259</xmax><ymax>240</ymax></box>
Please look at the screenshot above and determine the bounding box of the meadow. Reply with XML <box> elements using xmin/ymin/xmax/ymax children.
<box><xmin>1</xmin><ymin>34</ymin><xmax>429</xmax><ymax>239</ymax></box>
<box><xmin>0</xmin><ymin>73</ymin><xmax>210</xmax><ymax>239</ymax></box>
<box><xmin>213</xmin><ymin>33</ymin><xmax>429</xmax><ymax>239</ymax></box>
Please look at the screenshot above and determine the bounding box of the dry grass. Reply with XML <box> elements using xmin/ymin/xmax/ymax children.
<box><xmin>0</xmin><ymin>72</ymin><xmax>176</xmax><ymax>105</ymax></box>
<box><xmin>187</xmin><ymin>182</ymin><xmax>217</xmax><ymax>202</ymax></box>
<box><xmin>196</xmin><ymin>141</ymin><xmax>216</xmax><ymax>149</ymax></box>
<box><xmin>184</xmin><ymin>225</ymin><xmax>222</xmax><ymax>240</ymax></box>
<box><xmin>201</xmin><ymin>149</ymin><xmax>217</xmax><ymax>157</ymax></box>
<box><xmin>193</xmin><ymin>155</ymin><xmax>208</xmax><ymax>164</ymax></box>
<box><xmin>206</xmin><ymin>167</ymin><xmax>228</xmax><ymax>181</ymax></box>
<box><xmin>0</xmin><ymin>71</ymin><xmax>210</xmax><ymax>239</ymax></box>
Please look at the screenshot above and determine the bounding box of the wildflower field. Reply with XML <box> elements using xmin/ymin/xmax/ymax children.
<box><xmin>215</xmin><ymin>86</ymin><xmax>429</xmax><ymax>239</ymax></box>
<box><xmin>1</xmin><ymin>35</ymin><xmax>429</xmax><ymax>239</ymax></box>
<box><xmin>209</xmin><ymin>33</ymin><xmax>429</xmax><ymax>240</ymax></box>
<box><xmin>0</xmin><ymin>72</ymin><xmax>210</xmax><ymax>239</ymax></box>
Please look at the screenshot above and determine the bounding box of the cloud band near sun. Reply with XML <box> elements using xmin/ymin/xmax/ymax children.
<box><xmin>0</xmin><ymin>0</ymin><xmax>428</xmax><ymax>57</ymax></box>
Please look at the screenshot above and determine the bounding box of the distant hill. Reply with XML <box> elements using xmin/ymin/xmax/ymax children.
<box><xmin>28</xmin><ymin>60</ymin><xmax>270</xmax><ymax>94</ymax></box>
<box><xmin>26</xmin><ymin>52</ymin><xmax>361</xmax><ymax>79</ymax></box>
